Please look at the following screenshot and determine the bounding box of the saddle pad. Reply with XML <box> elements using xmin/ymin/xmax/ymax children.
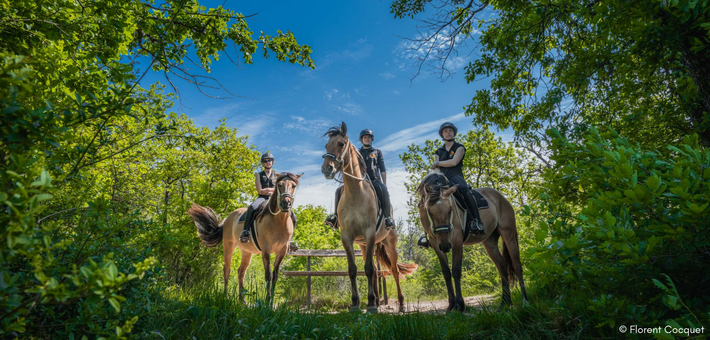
<box><xmin>471</xmin><ymin>189</ymin><xmax>489</xmax><ymax>209</ymax></box>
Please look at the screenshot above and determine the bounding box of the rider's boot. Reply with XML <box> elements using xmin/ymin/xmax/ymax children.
<box><xmin>239</xmin><ymin>206</ymin><xmax>254</xmax><ymax>243</ymax></box>
<box><xmin>461</xmin><ymin>189</ymin><xmax>485</xmax><ymax>235</ymax></box>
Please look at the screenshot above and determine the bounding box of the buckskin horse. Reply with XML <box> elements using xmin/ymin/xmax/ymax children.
<box><xmin>321</xmin><ymin>122</ymin><xmax>417</xmax><ymax>313</ymax></box>
<box><xmin>418</xmin><ymin>172</ymin><xmax>528</xmax><ymax>312</ymax></box>
<box><xmin>187</xmin><ymin>172</ymin><xmax>302</xmax><ymax>303</ymax></box>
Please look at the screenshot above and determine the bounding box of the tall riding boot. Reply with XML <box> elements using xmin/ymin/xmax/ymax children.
<box><xmin>325</xmin><ymin>187</ymin><xmax>342</xmax><ymax>230</ymax></box>
<box><xmin>461</xmin><ymin>189</ymin><xmax>485</xmax><ymax>235</ymax></box>
<box><xmin>378</xmin><ymin>182</ymin><xmax>396</xmax><ymax>230</ymax></box>
<box><xmin>239</xmin><ymin>206</ymin><xmax>254</xmax><ymax>243</ymax></box>
<box><xmin>289</xmin><ymin>211</ymin><xmax>299</xmax><ymax>251</ymax></box>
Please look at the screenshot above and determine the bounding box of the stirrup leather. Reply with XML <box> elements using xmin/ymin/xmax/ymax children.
<box><xmin>417</xmin><ymin>234</ymin><xmax>431</xmax><ymax>249</ymax></box>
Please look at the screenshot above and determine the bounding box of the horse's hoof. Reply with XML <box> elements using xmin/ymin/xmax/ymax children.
<box><xmin>367</xmin><ymin>306</ymin><xmax>379</xmax><ymax>314</ymax></box>
<box><xmin>398</xmin><ymin>304</ymin><xmax>406</xmax><ymax>313</ymax></box>
<box><xmin>349</xmin><ymin>306</ymin><xmax>361</xmax><ymax>312</ymax></box>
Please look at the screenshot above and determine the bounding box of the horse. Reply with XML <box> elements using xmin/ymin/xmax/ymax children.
<box><xmin>417</xmin><ymin>172</ymin><xmax>528</xmax><ymax>312</ymax></box>
<box><xmin>321</xmin><ymin>122</ymin><xmax>418</xmax><ymax>313</ymax></box>
<box><xmin>187</xmin><ymin>172</ymin><xmax>302</xmax><ymax>303</ymax></box>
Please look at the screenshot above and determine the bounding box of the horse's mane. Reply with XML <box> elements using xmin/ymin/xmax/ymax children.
<box><xmin>322</xmin><ymin>124</ymin><xmax>367</xmax><ymax>177</ymax></box>
<box><xmin>256</xmin><ymin>172</ymin><xmax>300</xmax><ymax>221</ymax></box>
<box><xmin>417</xmin><ymin>172</ymin><xmax>453</xmax><ymax>208</ymax></box>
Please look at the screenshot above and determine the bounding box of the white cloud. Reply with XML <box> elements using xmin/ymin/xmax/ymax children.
<box><xmin>324</xmin><ymin>88</ymin><xmax>339</xmax><ymax>101</ymax></box>
<box><xmin>377</xmin><ymin>112</ymin><xmax>468</xmax><ymax>153</ymax></box>
<box><xmin>393</xmin><ymin>90</ymin><xmax>401</xmax><ymax>95</ymax></box>
<box><xmin>334</xmin><ymin>103</ymin><xmax>362</xmax><ymax>115</ymax></box>
<box><xmin>283</xmin><ymin>115</ymin><xmax>334</xmax><ymax>136</ymax></box>
<box><xmin>379</xmin><ymin>72</ymin><xmax>396</xmax><ymax>80</ymax></box>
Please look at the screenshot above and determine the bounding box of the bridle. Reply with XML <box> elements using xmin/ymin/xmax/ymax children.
<box><xmin>322</xmin><ymin>138</ymin><xmax>367</xmax><ymax>181</ymax></box>
<box><xmin>422</xmin><ymin>175</ymin><xmax>465</xmax><ymax>235</ymax></box>
<box><xmin>268</xmin><ymin>179</ymin><xmax>297</xmax><ymax>215</ymax></box>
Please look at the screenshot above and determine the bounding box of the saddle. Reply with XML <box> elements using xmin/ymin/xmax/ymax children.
<box><xmin>238</xmin><ymin>203</ymin><xmax>266</xmax><ymax>250</ymax></box>
<box><xmin>451</xmin><ymin>186</ymin><xmax>489</xmax><ymax>240</ymax></box>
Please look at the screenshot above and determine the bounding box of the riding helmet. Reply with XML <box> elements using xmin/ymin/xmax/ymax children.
<box><xmin>359</xmin><ymin>129</ymin><xmax>374</xmax><ymax>142</ymax></box>
<box><xmin>261</xmin><ymin>152</ymin><xmax>275</xmax><ymax>163</ymax></box>
<box><xmin>438</xmin><ymin>122</ymin><xmax>458</xmax><ymax>139</ymax></box>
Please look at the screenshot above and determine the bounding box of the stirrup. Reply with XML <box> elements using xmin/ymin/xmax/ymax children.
<box><xmin>468</xmin><ymin>219</ymin><xmax>485</xmax><ymax>235</ymax></box>
<box><xmin>324</xmin><ymin>214</ymin><xmax>338</xmax><ymax>229</ymax></box>
<box><xmin>239</xmin><ymin>230</ymin><xmax>251</xmax><ymax>243</ymax></box>
<box><xmin>417</xmin><ymin>234</ymin><xmax>431</xmax><ymax>249</ymax></box>
<box><xmin>384</xmin><ymin>217</ymin><xmax>396</xmax><ymax>230</ymax></box>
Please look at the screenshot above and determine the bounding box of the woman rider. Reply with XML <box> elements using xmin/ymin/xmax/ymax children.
<box><xmin>324</xmin><ymin>128</ymin><xmax>396</xmax><ymax>230</ymax></box>
<box><xmin>239</xmin><ymin>152</ymin><xmax>297</xmax><ymax>246</ymax></box>
<box><xmin>418</xmin><ymin>122</ymin><xmax>484</xmax><ymax>248</ymax></box>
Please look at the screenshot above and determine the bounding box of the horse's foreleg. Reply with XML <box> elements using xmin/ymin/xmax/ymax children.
<box><xmin>481</xmin><ymin>236</ymin><xmax>511</xmax><ymax>312</ymax></box>
<box><xmin>261</xmin><ymin>252</ymin><xmax>272</xmax><ymax>302</ymax></box>
<box><xmin>451</xmin><ymin>243</ymin><xmax>465</xmax><ymax>312</ymax></box>
<box><xmin>359</xmin><ymin>244</ymin><xmax>379</xmax><ymax>307</ymax></box>
<box><xmin>237</xmin><ymin>251</ymin><xmax>253</xmax><ymax>302</ymax></box>
<box><xmin>270</xmin><ymin>247</ymin><xmax>288</xmax><ymax>303</ymax></box>
<box><xmin>432</xmin><ymin>243</ymin><xmax>456</xmax><ymax>312</ymax></box>
<box><xmin>223</xmin><ymin>240</ymin><xmax>238</xmax><ymax>295</ymax></box>
<box><xmin>363</xmin><ymin>237</ymin><xmax>377</xmax><ymax>313</ymax></box>
<box><xmin>342</xmin><ymin>239</ymin><xmax>360</xmax><ymax>311</ymax></box>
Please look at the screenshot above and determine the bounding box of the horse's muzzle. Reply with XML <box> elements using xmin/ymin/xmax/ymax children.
<box><xmin>439</xmin><ymin>242</ymin><xmax>451</xmax><ymax>253</ymax></box>
<box><xmin>321</xmin><ymin>165</ymin><xmax>335</xmax><ymax>179</ymax></box>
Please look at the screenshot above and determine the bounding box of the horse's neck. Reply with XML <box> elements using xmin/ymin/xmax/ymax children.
<box><xmin>342</xmin><ymin>145</ymin><xmax>370</xmax><ymax>196</ymax></box>
<box><xmin>258</xmin><ymin>196</ymin><xmax>289</xmax><ymax>226</ymax></box>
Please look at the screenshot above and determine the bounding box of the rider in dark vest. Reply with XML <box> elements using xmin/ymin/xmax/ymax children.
<box><xmin>418</xmin><ymin>122</ymin><xmax>485</xmax><ymax>248</ymax></box>
<box><xmin>240</xmin><ymin>152</ymin><xmax>298</xmax><ymax>248</ymax></box>
<box><xmin>324</xmin><ymin>129</ymin><xmax>396</xmax><ymax>230</ymax></box>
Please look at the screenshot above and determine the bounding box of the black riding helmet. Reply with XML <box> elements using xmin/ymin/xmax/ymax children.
<box><xmin>359</xmin><ymin>129</ymin><xmax>374</xmax><ymax>142</ymax></box>
<box><xmin>438</xmin><ymin>122</ymin><xmax>458</xmax><ymax>140</ymax></box>
<box><xmin>261</xmin><ymin>152</ymin><xmax>275</xmax><ymax>163</ymax></box>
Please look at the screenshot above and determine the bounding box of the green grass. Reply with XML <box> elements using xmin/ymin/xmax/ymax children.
<box><xmin>133</xmin><ymin>282</ymin><xmax>610</xmax><ymax>340</ymax></box>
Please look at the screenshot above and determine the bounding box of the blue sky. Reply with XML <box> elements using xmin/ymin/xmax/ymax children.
<box><xmin>141</xmin><ymin>0</ymin><xmax>509</xmax><ymax>222</ymax></box>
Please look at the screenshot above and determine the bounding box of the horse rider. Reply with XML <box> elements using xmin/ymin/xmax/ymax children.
<box><xmin>419</xmin><ymin>122</ymin><xmax>485</xmax><ymax>248</ymax></box>
<box><xmin>324</xmin><ymin>128</ymin><xmax>396</xmax><ymax>230</ymax></box>
<box><xmin>240</xmin><ymin>152</ymin><xmax>298</xmax><ymax>247</ymax></box>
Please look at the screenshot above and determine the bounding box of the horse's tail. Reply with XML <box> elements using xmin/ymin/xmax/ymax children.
<box><xmin>500</xmin><ymin>229</ymin><xmax>517</xmax><ymax>287</ymax></box>
<box><xmin>375</xmin><ymin>243</ymin><xmax>418</xmax><ymax>280</ymax></box>
<box><xmin>187</xmin><ymin>203</ymin><xmax>223</xmax><ymax>247</ymax></box>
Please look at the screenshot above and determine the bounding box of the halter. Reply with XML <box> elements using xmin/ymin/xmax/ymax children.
<box><xmin>322</xmin><ymin>138</ymin><xmax>367</xmax><ymax>181</ymax></box>
<box><xmin>268</xmin><ymin>180</ymin><xmax>297</xmax><ymax>215</ymax></box>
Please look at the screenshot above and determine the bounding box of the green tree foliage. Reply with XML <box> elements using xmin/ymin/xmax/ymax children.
<box><xmin>1</xmin><ymin>0</ymin><xmax>314</xmax><ymax>337</ymax></box>
<box><xmin>526</xmin><ymin>127</ymin><xmax>710</xmax><ymax>331</ymax></box>
<box><xmin>391</xmin><ymin>0</ymin><xmax>710</xmax><ymax>148</ymax></box>
<box><xmin>400</xmin><ymin>127</ymin><xmax>541</xmax><ymax>296</ymax></box>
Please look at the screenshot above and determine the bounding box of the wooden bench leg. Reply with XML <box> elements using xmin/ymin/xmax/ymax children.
<box><xmin>307</xmin><ymin>256</ymin><xmax>311</xmax><ymax>310</ymax></box>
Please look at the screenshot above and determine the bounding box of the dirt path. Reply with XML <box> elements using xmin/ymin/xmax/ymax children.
<box><xmin>378</xmin><ymin>294</ymin><xmax>496</xmax><ymax>314</ymax></box>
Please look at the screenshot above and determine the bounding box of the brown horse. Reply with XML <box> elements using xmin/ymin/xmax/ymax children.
<box><xmin>321</xmin><ymin>122</ymin><xmax>417</xmax><ymax>313</ymax></box>
<box><xmin>187</xmin><ymin>172</ymin><xmax>302</xmax><ymax>303</ymax></box>
<box><xmin>417</xmin><ymin>172</ymin><xmax>528</xmax><ymax>312</ymax></box>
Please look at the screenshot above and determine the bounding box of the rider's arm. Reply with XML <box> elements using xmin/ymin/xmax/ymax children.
<box><xmin>436</xmin><ymin>147</ymin><xmax>465</xmax><ymax>168</ymax></box>
<box><xmin>377</xmin><ymin>150</ymin><xmax>387</xmax><ymax>185</ymax></box>
<box><xmin>255</xmin><ymin>173</ymin><xmax>262</xmax><ymax>194</ymax></box>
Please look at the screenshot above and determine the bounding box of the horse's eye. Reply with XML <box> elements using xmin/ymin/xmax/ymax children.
<box><xmin>338</xmin><ymin>142</ymin><xmax>345</xmax><ymax>147</ymax></box>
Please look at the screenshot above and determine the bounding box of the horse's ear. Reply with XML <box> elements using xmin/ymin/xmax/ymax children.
<box><xmin>296</xmin><ymin>173</ymin><xmax>304</xmax><ymax>179</ymax></box>
<box><xmin>341</xmin><ymin>122</ymin><xmax>347</xmax><ymax>136</ymax></box>
<box><xmin>443</xmin><ymin>185</ymin><xmax>458</xmax><ymax>197</ymax></box>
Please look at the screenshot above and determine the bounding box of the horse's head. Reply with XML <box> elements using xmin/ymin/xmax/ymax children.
<box><xmin>275</xmin><ymin>172</ymin><xmax>303</xmax><ymax>212</ymax></box>
<box><xmin>419</xmin><ymin>173</ymin><xmax>459</xmax><ymax>253</ymax></box>
<box><xmin>321</xmin><ymin>122</ymin><xmax>349</xmax><ymax>179</ymax></box>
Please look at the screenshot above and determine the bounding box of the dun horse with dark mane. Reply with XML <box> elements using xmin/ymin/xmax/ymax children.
<box><xmin>187</xmin><ymin>172</ymin><xmax>302</xmax><ymax>302</ymax></box>
<box><xmin>418</xmin><ymin>172</ymin><xmax>528</xmax><ymax>312</ymax></box>
<box><xmin>321</xmin><ymin>122</ymin><xmax>417</xmax><ymax>313</ymax></box>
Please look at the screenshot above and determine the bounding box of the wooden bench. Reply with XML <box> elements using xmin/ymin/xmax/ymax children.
<box><xmin>284</xmin><ymin>249</ymin><xmax>389</xmax><ymax>309</ymax></box>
